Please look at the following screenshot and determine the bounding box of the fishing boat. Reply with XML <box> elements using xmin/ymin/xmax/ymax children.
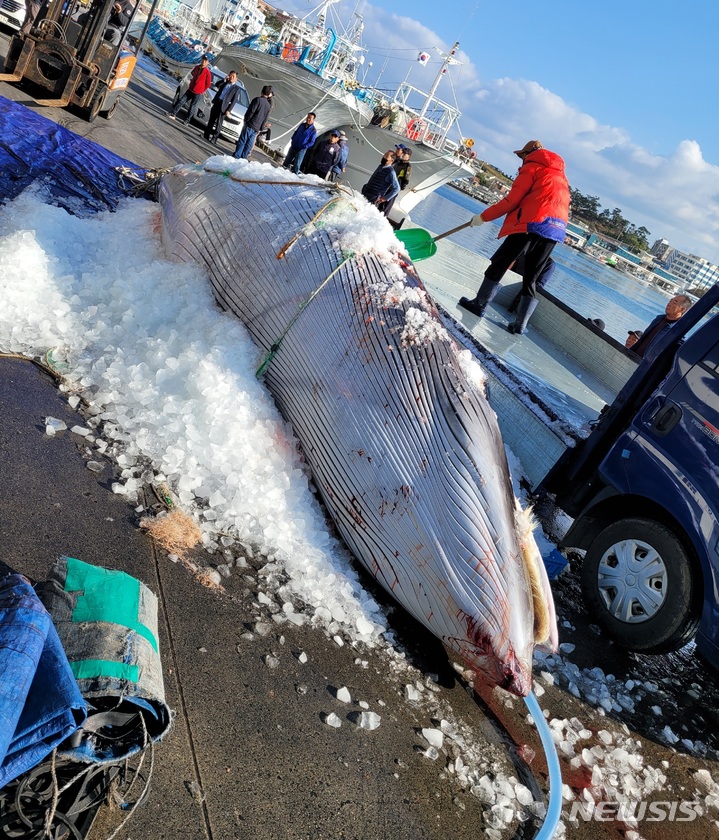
<box><xmin>335</xmin><ymin>42</ymin><xmax>474</xmax><ymax>225</ymax></box>
<box><xmin>140</xmin><ymin>0</ymin><xmax>266</xmax><ymax>75</ymax></box>
<box><xmin>159</xmin><ymin>159</ymin><xmax>557</xmax><ymax>695</ymax></box>
<box><xmin>211</xmin><ymin>6</ymin><xmax>472</xmax><ymax>221</ymax></box>
<box><xmin>212</xmin><ymin>2</ymin><xmax>374</xmax><ymax>138</ymax></box>
<box><xmin>141</xmin><ymin>16</ymin><xmax>214</xmax><ymax>76</ymax></box>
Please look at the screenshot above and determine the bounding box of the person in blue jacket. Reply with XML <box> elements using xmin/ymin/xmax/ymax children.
<box><xmin>328</xmin><ymin>130</ymin><xmax>349</xmax><ymax>182</ymax></box>
<box><xmin>283</xmin><ymin>112</ymin><xmax>317</xmax><ymax>174</ymax></box>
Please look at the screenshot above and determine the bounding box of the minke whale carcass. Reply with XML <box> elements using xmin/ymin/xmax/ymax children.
<box><xmin>158</xmin><ymin>159</ymin><xmax>558</xmax><ymax>696</ymax></box>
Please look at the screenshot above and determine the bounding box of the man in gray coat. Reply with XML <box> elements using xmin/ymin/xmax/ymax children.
<box><xmin>204</xmin><ymin>71</ymin><xmax>242</xmax><ymax>144</ymax></box>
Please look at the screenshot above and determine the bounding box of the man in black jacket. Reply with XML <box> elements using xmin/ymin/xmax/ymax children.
<box><xmin>234</xmin><ymin>84</ymin><xmax>273</xmax><ymax>160</ymax></box>
<box><xmin>204</xmin><ymin>71</ymin><xmax>242</xmax><ymax>144</ymax></box>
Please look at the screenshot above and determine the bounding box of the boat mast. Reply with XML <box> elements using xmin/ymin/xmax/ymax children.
<box><xmin>419</xmin><ymin>41</ymin><xmax>459</xmax><ymax>119</ymax></box>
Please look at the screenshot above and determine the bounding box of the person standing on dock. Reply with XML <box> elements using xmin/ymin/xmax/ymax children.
<box><xmin>361</xmin><ymin>151</ymin><xmax>400</xmax><ymax>216</ymax></box>
<box><xmin>282</xmin><ymin>113</ymin><xmax>317</xmax><ymax>174</ymax></box>
<box><xmin>203</xmin><ymin>70</ymin><xmax>242</xmax><ymax>144</ymax></box>
<box><xmin>630</xmin><ymin>294</ymin><xmax>692</xmax><ymax>360</ymax></box>
<box><xmin>307</xmin><ymin>130</ymin><xmax>341</xmax><ymax>179</ymax></box>
<box><xmin>328</xmin><ymin>130</ymin><xmax>349</xmax><ymax>182</ymax></box>
<box><xmin>381</xmin><ymin>146</ymin><xmax>412</xmax><ymax>217</ymax></box>
<box><xmin>168</xmin><ymin>55</ymin><xmax>212</xmax><ymax>124</ymax></box>
<box><xmin>458</xmin><ymin>140</ymin><xmax>570</xmax><ymax>335</ymax></box>
<box><xmin>234</xmin><ymin>85</ymin><xmax>273</xmax><ymax>160</ymax></box>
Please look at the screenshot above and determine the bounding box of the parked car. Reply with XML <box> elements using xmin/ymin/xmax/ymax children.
<box><xmin>172</xmin><ymin>68</ymin><xmax>250</xmax><ymax>142</ymax></box>
<box><xmin>0</xmin><ymin>0</ymin><xmax>25</xmax><ymax>32</ymax></box>
<box><xmin>542</xmin><ymin>285</ymin><xmax>719</xmax><ymax>668</ymax></box>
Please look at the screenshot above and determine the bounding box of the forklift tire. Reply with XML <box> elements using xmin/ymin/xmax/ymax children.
<box><xmin>580</xmin><ymin>518</ymin><xmax>700</xmax><ymax>654</ymax></box>
<box><xmin>102</xmin><ymin>98</ymin><xmax>119</xmax><ymax>120</ymax></box>
<box><xmin>85</xmin><ymin>90</ymin><xmax>105</xmax><ymax>123</ymax></box>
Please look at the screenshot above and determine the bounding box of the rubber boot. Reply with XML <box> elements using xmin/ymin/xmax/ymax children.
<box><xmin>458</xmin><ymin>277</ymin><xmax>499</xmax><ymax>318</ymax></box>
<box><xmin>508</xmin><ymin>295</ymin><xmax>539</xmax><ymax>334</ymax></box>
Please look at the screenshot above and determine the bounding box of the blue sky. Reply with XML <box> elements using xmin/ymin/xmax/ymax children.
<box><xmin>273</xmin><ymin>0</ymin><xmax>719</xmax><ymax>264</ymax></box>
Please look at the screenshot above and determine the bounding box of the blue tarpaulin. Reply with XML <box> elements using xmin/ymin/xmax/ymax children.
<box><xmin>0</xmin><ymin>95</ymin><xmax>144</xmax><ymax>215</ymax></box>
<box><xmin>0</xmin><ymin>574</ymin><xmax>86</xmax><ymax>789</ymax></box>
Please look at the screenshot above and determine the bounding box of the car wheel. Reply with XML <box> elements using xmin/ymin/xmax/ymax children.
<box><xmin>580</xmin><ymin>517</ymin><xmax>700</xmax><ymax>653</ymax></box>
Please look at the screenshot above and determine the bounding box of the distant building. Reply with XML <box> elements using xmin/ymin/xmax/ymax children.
<box><xmin>665</xmin><ymin>250</ymin><xmax>719</xmax><ymax>291</ymax></box>
<box><xmin>650</xmin><ymin>238</ymin><xmax>673</xmax><ymax>261</ymax></box>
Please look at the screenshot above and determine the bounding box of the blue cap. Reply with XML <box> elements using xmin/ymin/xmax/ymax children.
<box><xmin>395</xmin><ymin>143</ymin><xmax>407</xmax><ymax>151</ymax></box>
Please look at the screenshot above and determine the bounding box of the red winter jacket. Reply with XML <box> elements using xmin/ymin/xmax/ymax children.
<box><xmin>189</xmin><ymin>65</ymin><xmax>212</xmax><ymax>95</ymax></box>
<box><xmin>481</xmin><ymin>148</ymin><xmax>570</xmax><ymax>242</ymax></box>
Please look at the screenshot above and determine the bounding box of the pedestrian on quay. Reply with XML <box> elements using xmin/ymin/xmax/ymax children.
<box><xmin>380</xmin><ymin>144</ymin><xmax>411</xmax><ymax>216</ymax></box>
<box><xmin>203</xmin><ymin>70</ymin><xmax>242</xmax><ymax>144</ymax></box>
<box><xmin>458</xmin><ymin>139</ymin><xmax>570</xmax><ymax>335</ymax></box>
<box><xmin>361</xmin><ymin>150</ymin><xmax>400</xmax><ymax>215</ymax></box>
<box><xmin>625</xmin><ymin>329</ymin><xmax>643</xmax><ymax>350</ymax></box>
<box><xmin>168</xmin><ymin>55</ymin><xmax>212</xmax><ymax>124</ymax></box>
<box><xmin>282</xmin><ymin>112</ymin><xmax>317</xmax><ymax>174</ymax></box>
<box><xmin>328</xmin><ymin>130</ymin><xmax>349</xmax><ymax>182</ymax></box>
<box><xmin>307</xmin><ymin>130</ymin><xmax>341</xmax><ymax>179</ymax></box>
<box><xmin>630</xmin><ymin>294</ymin><xmax>692</xmax><ymax>359</ymax></box>
<box><xmin>234</xmin><ymin>85</ymin><xmax>273</xmax><ymax>160</ymax></box>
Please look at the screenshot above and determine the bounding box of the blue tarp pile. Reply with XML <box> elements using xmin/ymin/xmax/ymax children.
<box><xmin>0</xmin><ymin>96</ymin><xmax>144</xmax><ymax>214</ymax></box>
<box><xmin>0</xmin><ymin>574</ymin><xmax>86</xmax><ymax>789</ymax></box>
<box><xmin>0</xmin><ymin>558</ymin><xmax>170</xmax><ymax>837</ymax></box>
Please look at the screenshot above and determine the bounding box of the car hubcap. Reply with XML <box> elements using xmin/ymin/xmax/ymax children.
<box><xmin>596</xmin><ymin>538</ymin><xmax>668</xmax><ymax>623</ymax></box>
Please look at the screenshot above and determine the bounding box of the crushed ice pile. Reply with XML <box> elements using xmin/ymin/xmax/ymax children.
<box><xmin>533</xmin><ymin>646</ymin><xmax>713</xmax><ymax>757</ymax></box>
<box><xmin>0</xmin><ymin>189</ymin><xmax>387</xmax><ymax>644</ymax></box>
<box><xmin>201</xmin><ymin>156</ymin><xmax>408</xmax><ymax>266</ymax></box>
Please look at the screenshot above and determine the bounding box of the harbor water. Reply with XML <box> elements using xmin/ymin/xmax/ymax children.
<box><xmin>411</xmin><ymin>185</ymin><xmax>672</xmax><ymax>345</ymax></box>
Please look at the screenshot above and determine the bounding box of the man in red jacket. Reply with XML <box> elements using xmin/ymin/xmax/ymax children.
<box><xmin>459</xmin><ymin>140</ymin><xmax>570</xmax><ymax>334</ymax></box>
<box><xmin>168</xmin><ymin>56</ymin><xmax>213</xmax><ymax>125</ymax></box>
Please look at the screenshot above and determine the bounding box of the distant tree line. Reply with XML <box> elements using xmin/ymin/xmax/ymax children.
<box><xmin>570</xmin><ymin>187</ymin><xmax>651</xmax><ymax>253</ymax></box>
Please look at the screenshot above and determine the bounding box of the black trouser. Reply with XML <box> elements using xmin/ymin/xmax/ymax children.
<box><xmin>485</xmin><ymin>233</ymin><xmax>557</xmax><ymax>298</ymax></box>
<box><xmin>204</xmin><ymin>101</ymin><xmax>224</xmax><ymax>141</ymax></box>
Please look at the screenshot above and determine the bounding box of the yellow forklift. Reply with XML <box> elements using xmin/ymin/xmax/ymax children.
<box><xmin>0</xmin><ymin>0</ymin><xmax>140</xmax><ymax>120</ymax></box>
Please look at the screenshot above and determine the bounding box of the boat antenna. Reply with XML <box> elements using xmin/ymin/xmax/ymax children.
<box><xmin>419</xmin><ymin>41</ymin><xmax>460</xmax><ymax>118</ymax></box>
<box><xmin>301</xmin><ymin>0</ymin><xmax>340</xmax><ymax>24</ymax></box>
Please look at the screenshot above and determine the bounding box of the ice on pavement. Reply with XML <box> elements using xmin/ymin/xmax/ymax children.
<box><xmin>358</xmin><ymin>711</ymin><xmax>381</xmax><ymax>730</ymax></box>
<box><xmin>45</xmin><ymin>416</ymin><xmax>67</xmax><ymax>435</ymax></box>
<box><xmin>0</xmin><ymin>190</ymin><xmax>385</xmax><ymax>645</ymax></box>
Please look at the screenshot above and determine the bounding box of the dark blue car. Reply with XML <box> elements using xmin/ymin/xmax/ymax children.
<box><xmin>543</xmin><ymin>285</ymin><xmax>719</xmax><ymax>666</ymax></box>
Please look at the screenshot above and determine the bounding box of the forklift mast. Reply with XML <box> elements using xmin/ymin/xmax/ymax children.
<box><xmin>0</xmin><ymin>0</ymin><xmax>139</xmax><ymax>120</ymax></box>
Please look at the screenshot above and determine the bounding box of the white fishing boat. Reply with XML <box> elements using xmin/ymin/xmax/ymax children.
<box><xmin>214</xmin><ymin>16</ymin><xmax>472</xmax><ymax>223</ymax></box>
<box><xmin>212</xmin><ymin>1</ymin><xmax>373</xmax><ymax>138</ymax></box>
<box><xmin>336</xmin><ymin>44</ymin><xmax>474</xmax><ymax>224</ymax></box>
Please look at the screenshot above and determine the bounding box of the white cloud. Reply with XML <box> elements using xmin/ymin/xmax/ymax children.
<box><xmin>355</xmin><ymin>5</ymin><xmax>719</xmax><ymax>265</ymax></box>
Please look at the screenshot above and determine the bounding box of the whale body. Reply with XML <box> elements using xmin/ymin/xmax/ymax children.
<box><xmin>159</xmin><ymin>160</ymin><xmax>557</xmax><ymax>696</ymax></box>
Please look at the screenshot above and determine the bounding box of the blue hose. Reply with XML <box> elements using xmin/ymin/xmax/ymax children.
<box><xmin>524</xmin><ymin>691</ymin><xmax>563</xmax><ymax>839</ymax></box>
